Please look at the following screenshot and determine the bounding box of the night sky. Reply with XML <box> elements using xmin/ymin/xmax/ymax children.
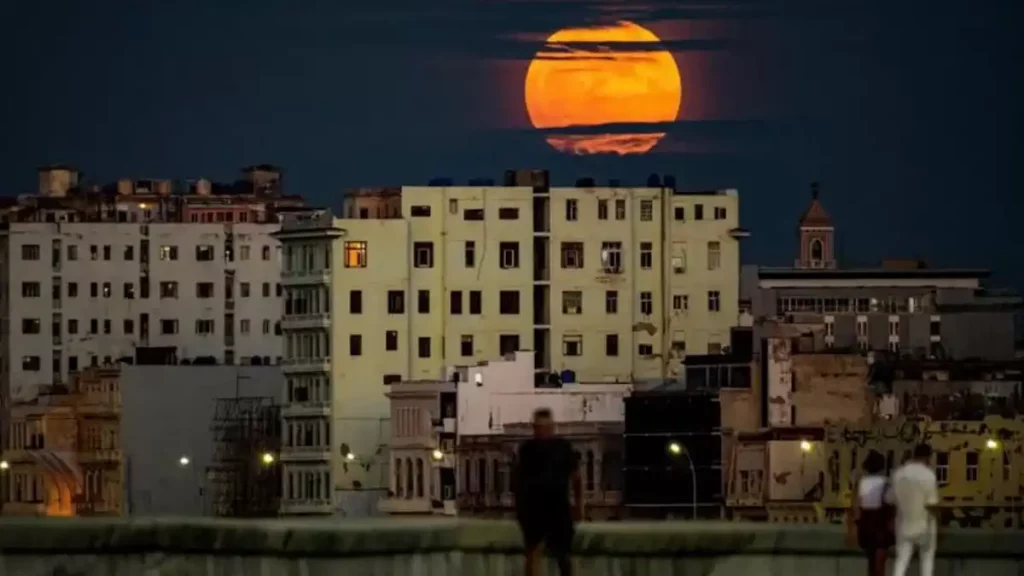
<box><xmin>2</xmin><ymin>1</ymin><xmax>1021</xmax><ymax>288</ymax></box>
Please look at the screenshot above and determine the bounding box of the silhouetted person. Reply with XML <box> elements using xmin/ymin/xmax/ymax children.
<box><xmin>847</xmin><ymin>450</ymin><xmax>894</xmax><ymax>576</ymax></box>
<box><xmin>513</xmin><ymin>408</ymin><xmax>583</xmax><ymax>576</ymax></box>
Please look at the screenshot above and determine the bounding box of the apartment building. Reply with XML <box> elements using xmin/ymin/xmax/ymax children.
<box><xmin>0</xmin><ymin>165</ymin><xmax>299</xmax><ymax>405</ymax></box>
<box><xmin>274</xmin><ymin>171</ymin><xmax>744</xmax><ymax>514</ymax></box>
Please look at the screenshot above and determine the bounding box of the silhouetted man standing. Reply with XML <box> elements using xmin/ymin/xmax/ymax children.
<box><xmin>514</xmin><ymin>408</ymin><xmax>583</xmax><ymax>576</ymax></box>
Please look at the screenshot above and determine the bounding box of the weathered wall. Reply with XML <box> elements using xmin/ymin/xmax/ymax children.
<box><xmin>1</xmin><ymin>517</ymin><xmax>1022</xmax><ymax>575</ymax></box>
<box><xmin>790</xmin><ymin>354</ymin><xmax>872</xmax><ymax>426</ymax></box>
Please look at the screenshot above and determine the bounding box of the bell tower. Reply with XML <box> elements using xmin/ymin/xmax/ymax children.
<box><xmin>797</xmin><ymin>182</ymin><xmax>835</xmax><ymax>269</ymax></box>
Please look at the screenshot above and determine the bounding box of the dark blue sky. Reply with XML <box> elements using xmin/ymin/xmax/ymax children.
<box><xmin>2</xmin><ymin>1</ymin><xmax>1021</xmax><ymax>287</ymax></box>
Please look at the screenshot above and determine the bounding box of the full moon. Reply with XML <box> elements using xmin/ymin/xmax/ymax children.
<box><xmin>524</xmin><ymin>21</ymin><xmax>682</xmax><ymax>155</ymax></box>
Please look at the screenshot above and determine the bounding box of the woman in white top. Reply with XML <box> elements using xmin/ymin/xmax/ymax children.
<box><xmin>847</xmin><ymin>450</ymin><xmax>893</xmax><ymax>576</ymax></box>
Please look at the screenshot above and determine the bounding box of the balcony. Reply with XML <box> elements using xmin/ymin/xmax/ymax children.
<box><xmin>378</xmin><ymin>497</ymin><xmax>434</xmax><ymax>515</ymax></box>
<box><xmin>281</xmin><ymin>269</ymin><xmax>331</xmax><ymax>286</ymax></box>
<box><xmin>77</xmin><ymin>449</ymin><xmax>123</xmax><ymax>465</ymax></box>
<box><xmin>279</xmin><ymin>445</ymin><xmax>331</xmax><ymax>462</ymax></box>
<box><xmin>281</xmin><ymin>357</ymin><xmax>332</xmax><ymax>374</ymax></box>
<box><xmin>281</xmin><ymin>313</ymin><xmax>331</xmax><ymax>331</ymax></box>
<box><xmin>281</xmin><ymin>400</ymin><xmax>331</xmax><ymax>417</ymax></box>
<box><xmin>279</xmin><ymin>498</ymin><xmax>333</xmax><ymax>515</ymax></box>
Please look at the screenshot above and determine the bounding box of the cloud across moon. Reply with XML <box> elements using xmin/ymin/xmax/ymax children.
<box><xmin>524</xmin><ymin>21</ymin><xmax>682</xmax><ymax>155</ymax></box>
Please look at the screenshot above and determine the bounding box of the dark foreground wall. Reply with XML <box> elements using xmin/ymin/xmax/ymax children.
<box><xmin>0</xmin><ymin>517</ymin><xmax>1021</xmax><ymax>575</ymax></box>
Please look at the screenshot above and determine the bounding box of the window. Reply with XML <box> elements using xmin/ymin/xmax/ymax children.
<box><xmin>469</xmin><ymin>291</ymin><xmax>482</xmax><ymax>314</ymax></box>
<box><xmin>21</xmin><ymin>282</ymin><xmax>41</xmax><ymax>298</ymax></box>
<box><xmin>674</xmin><ymin>206</ymin><xmax>685</xmax><ymax>221</ymax></box>
<box><xmin>159</xmin><ymin>282</ymin><xmax>178</xmax><ymax>299</ymax></box>
<box><xmin>464</xmin><ymin>241</ymin><xmax>476</xmax><ymax>267</ymax></box>
<box><xmin>707</xmin><ymin>241</ymin><xmax>721</xmax><ymax>270</ymax></box>
<box><xmin>600</xmin><ymin>242</ymin><xmax>622</xmax><ymax>273</ymax></box>
<box><xmin>460</xmin><ymin>335</ymin><xmax>473</xmax><ymax>357</ymax></box>
<box><xmin>464</xmin><ymin>209</ymin><xmax>484</xmax><ymax>221</ymax></box>
<box><xmin>68</xmin><ymin>319</ymin><xmax>79</xmax><ymax>334</ymax></box>
<box><xmin>22</xmin><ymin>318</ymin><xmax>41</xmax><ymax>334</ymax></box>
<box><xmin>605</xmin><ymin>290</ymin><xmax>618</xmax><ymax>314</ymax></box>
<box><xmin>597</xmin><ymin>200</ymin><xmax>608</xmax><ymax>220</ymax></box>
<box><xmin>499</xmin><ymin>290</ymin><xmax>520</xmax><ymax>314</ymax></box>
<box><xmin>708</xmin><ymin>290</ymin><xmax>721</xmax><ymax>312</ymax></box>
<box><xmin>22</xmin><ymin>356</ymin><xmax>41</xmax><ymax>371</ymax></box>
<box><xmin>21</xmin><ymin>244</ymin><xmax>40</xmax><ymax>260</ymax></box>
<box><xmin>67</xmin><ymin>245</ymin><xmax>78</xmax><ymax>260</ymax></box>
<box><xmin>262</xmin><ymin>282</ymin><xmax>271</xmax><ymax>297</ymax></box>
<box><xmin>239</xmin><ymin>245</ymin><xmax>251</xmax><ymax>260</ymax></box>
<box><xmin>240</xmin><ymin>283</ymin><xmax>250</xmax><ymax>298</ymax></box>
<box><xmin>562</xmin><ymin>335</ymin><xmax>582</xmax><ymax>356</ymax></box>
<box><xmin>565</xmin><ymin>199</ymin><xmax>578</xmax><ymax>221</ymax></box>
<box><xmin>605</xmin><ymin>334</ymin><xmax>619</xmax><ymax>357</ymax></box>
<box><xmin>350</xmin><ymin>290</ymin><xmax>362</xmax><ymax>314</ymax></box>
<box><xmin>498</xmin><ymin>207</ymin><xmax>519</xmax><ymax>220</ymax></box>
<box><xmin>239</xmin><ymin>319</ymin><xmax>249</xmax><ymax>334</ymax></box>
<box><xmin>673</xmin><ymin>294</ymin><xmax>689</xmax><ymax>312</ymax></box>
<box><xmin>450</xmin><ymin>291</ymin><xmax>463</xmax><ymax>314</ymax></box>
<box><xmin>195</xmin><ymin>319</ymin><xmax>215</xmax><ymax>335</ymax></box>
<box><xmin>160</xmin><ymin>319</ymin><xmax>179</xmax><ymax>335</ymax></box>
<box><xmin>410</xmin><ymin>205</ymin><xmax>431</xmax><ymax>217</ymax></box>
<box><xmin>418</xmin><ymin>337</ymin><xmax>431</xmax><ymax>358</ymax></box>
<box><xmin>90</xmin><ymin>282</ymin><xmax>98</xmax><ymax>298</ymax></box>
<box><xmin>386</xmin><ymin>330</ymin><xmax>398</xmax><ymax>351</ymax></box>
<box><xmin>694</xmin><ymin>204</ymin><xmax>704</xmax><ymax>220</ymax></box>
<box><xmin>640</xmin><ymin>199</ymin><xmax>653</xmax><ymax>221</ymax></box>
<box><xmin>160</xmin><ymin>245</ymin><xmax>178</xmax><ymax>260</ymax></box>
<box><xmin>103</xmin><ymin>245</ymin><xmax>112</xmax><ymax>260</ymax></box>
<box><xmin>263</xmin><ymin>320</ymin><xmax>271</xmax><ymax>334</ymax></box>
<box><xmin>413</xmin><ymin>242</ymin><xmax>434</xmax><ymax>268</ymax></box>
<box><xmin>499</xmin><ymin>334</ymin><xmax>520</xmax><ymax>355</ymax></box>
<box><xmin>387</xmin><ymin>290</ymin><xmax>405</xmax><ymax>314</ymax></box>
<box><xmin>103</xmin><ymin>319</ymin><xmax>111</xmax><ymax>334</ymax></box>
<box><xmin>262</xmin><ymin>245</ymin><xmax>271</xmax><ymax>260</ymax></box>
<box><xmin>638</xmin><ymin>343</ymin><xmax>654</xmax><ymax>356</ymax></box>
<box><xmin>640</xmin><ymin>292</ymin><xmax>653</xmax><ymax>316</ymax></box>
<box><xmin>123</xmin><ymin>282</ymin><xmax>135</xmax><ymax>299</ymax></box>
<box><xmin>196</xmin><ymin>282</ymin><xmax>215</xmax><ymax>298</ymax></box>
<box><xmin>930</xmin><ymin>316</ymin><xmax>941</xmax><ymax>337</ymax></box>
<box><xmin>714</xmin><ymin>206</ymin><xmax>727</xmax><ymax>220</ymax></box>
<box><xmin>449</xmin><ymin>199</ymin><xmax>458</xmax><ymax>214</ymax></box>
<box><xmin>68</xmin><ymin>282</ymin><xmax>78</xmax><ymax>297</ymax></box>
<box><xmin>500</xmin><ymin>242</ymin><xmax>520</xmax><ymax>269</ymax></box>
<box><xmin>640</xmin><ymin>242</ymin><xmax>653</xmax><ymax>270</ymax></box>
<box><xmin>350</xmin><ymin>334</ymin><xmax>362</xmax><ymax>356</ymax></box>
<box><xmin>562</xmin><ymin>291</ymin><xmax>582</xmax><ymax>314</ymax></box>
<box><xmin>344</xmin><ymin>241</ymin><xmax>367</xmax><ymax>268</ymax></box>
<box><xmin>966</xmin><ymin>451</ymin><xmax>979</xmax><ymax>482</ymax></box>
<box><xmin>195</xmin><ymin>245</ymin><xmax>215</xmax><ymax>261</ymax></box>
<box><xmin>560</xmin><ymin>242</ymin><xmax>584</xmax><ymax>268</ymax></box>
<box><xmin>417</xmin><ymin>290</ymin><xmax>430</xmax><ymax>314</ymax></box>
<box><xmin>615</xmin><ymin>199</ymin><xmax>626</xmax><ymax>220</ymax></box>
<box><xmin>89</xmin><ymin>319</ymin><xmax>98</xmax><ymax>334</ymax></box>
<box><xmin>102</xmin><ymin>282</ymin><xmax>112</xmax><ymax>298</ymax></box>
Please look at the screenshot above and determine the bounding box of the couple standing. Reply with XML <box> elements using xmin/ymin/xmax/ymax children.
<box><xmin>849</xmin><ymin>443</ymin><xmax>940</xmax><ymax>576</ymax></box>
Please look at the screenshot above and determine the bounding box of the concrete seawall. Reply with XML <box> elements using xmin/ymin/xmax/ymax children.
<box><xmin>0</xmin><ymin>517</ymin><xmax>1021</xmax><ymax>575</ymax></box>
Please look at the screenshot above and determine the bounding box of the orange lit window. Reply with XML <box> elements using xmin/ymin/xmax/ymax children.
<box><xmin>344</xmin><ymin>241</ymin><xmax>367</xmax><ymax>268</ymax></box>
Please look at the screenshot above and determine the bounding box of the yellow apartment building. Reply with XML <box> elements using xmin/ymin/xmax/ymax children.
<box><xmin>1</xmin><ymin>367</ymin><xmax>123</xmax><ymax>517</ymax></box>
<box><xmin>273</xmin><ymin>175</ymin><xmax>745</xmax><ymax>514</ymax></box>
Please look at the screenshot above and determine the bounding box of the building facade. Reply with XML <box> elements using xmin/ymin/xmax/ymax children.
<box><xmin>274</xmin><ymin>174</ymin><xmax>744</xmax><ymax>513</ymax></box>
<box><xmin>0</xmin><ymin>165</ymin><xmax>299</xmax><ymax>405</ymax></box>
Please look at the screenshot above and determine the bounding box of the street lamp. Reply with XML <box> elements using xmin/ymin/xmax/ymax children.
<box><xmin>431</xmin><ymin>449</ymin><xmax>444</xmax><ymax>462</ymax></box>
<box><xmin>667</xmin><ymin>441</ymin><xmax>698</xmax><ymax>520</ymax></box>
<box><xmin>800</xmin><ymin>440</ymin><xmax>813</xmax><ymax>453</ymax></box>
<box><xmin>986</xmin><ymin>439</ymin><xmax>1000</xmax><ymax>451</ymax></box>
<box><xmin>345</xmin><ymin>452</ymin><xmax>356</xmax><ymax>461</ymax></box>
<box><xmin>261</xmin><ymin>453</ymin><xmax>275</xmax><ymax>465</ymax></box>
<box><xmin>179</xmin><ymin>456</ymin><xmax>190</xmax><ymax>467</ymax></box>
<box><xmin>0</xmin><ymin>460</ymin><xmax>9</xmax><ymax>471</ymax></box>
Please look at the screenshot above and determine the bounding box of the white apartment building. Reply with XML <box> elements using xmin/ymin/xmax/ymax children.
<box><xmin>274</xmin><ymin>176</ymin><xmax>745</xmax><ymax>515</ymax></box>
<box><xmin>0</xmin><ymin>222</ymin><xmax>284</xmax><ymax>403</ymax></box>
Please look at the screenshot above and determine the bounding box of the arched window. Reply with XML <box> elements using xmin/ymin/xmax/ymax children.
<box><xmin>405</xmin><ymin>458</ymin><xmax>414</xmax><ymax>499</ymax></box>
<box><xmin>585</xmin><ymin>450</ymin><xmax>595</xmax><ymax>491</ymax></box>
<box><xmin>415</xmin><ymin>458</ymin><xmax>425</xmax><ymax>498</ymax></box>
<box><xmin>810</xmin><ymin>238</ymin><xmax>824</xmax><ymax>263</ymax></box>
<box><xmin>395</xmin><ymin>459</ymin><xmax>404</xmax><ymax>498</ymax></box>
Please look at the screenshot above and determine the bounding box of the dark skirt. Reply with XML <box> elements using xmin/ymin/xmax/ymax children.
<box><xmin>857</xmin><ymin>508</ymin><xmax>895</xmax><ymax>551</ymax></box>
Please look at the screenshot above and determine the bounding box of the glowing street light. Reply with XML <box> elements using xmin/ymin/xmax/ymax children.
<box><xmin>799</xmin><ymin>440</ymin><xmax>813</xmax><ymax>453</ymax></box>
<box><xmin>261</xmin><ymin>453</ymin><xmax>275</xmax><ymax>465</ymax></box>
<box><xmin>0</xmin><ymin>460</ymin><xmax>9</xmax><ymax>471</ymax></box>
<box><xmin>986</xmin><ymin>439</ymin><xmax>1000</xmax><ymax>450</ymax></box>
<box><xmin>431</xmin><ymin>449</ymin><xmax>444</xmax><ymax>461</ymax></box>
<box><xmin>667</xmin><ymin>442</ymin><xmax>682</xmax><ymax>456</ymax></box>
<box><xmin>345</xmin><ymin>452</ymin><xmax>356</xmax><ymax>461</ymax></box>
<box><xmin>666</xmin><ymin>441</ymin><xmax>696</xmax><ymax>518</ymax></box>
<box><xmin>179</xmin><ymin>456</ymin><xmax>190</xmax><ymax>467</ymax></box>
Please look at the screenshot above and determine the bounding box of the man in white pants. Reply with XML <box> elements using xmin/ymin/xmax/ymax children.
<box><xmin>887</xmin><ymin>443</ymin><xmax>939</xmax><ymax>576</ymax></box>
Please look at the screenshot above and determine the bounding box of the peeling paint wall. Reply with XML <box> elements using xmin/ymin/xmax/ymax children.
<box><xmin>766</xmin><ymin>338</ymin><xmax>794</xmax><ymax>426</ymax></box>
<box><xmin>789</xmin><ymin>354</ymin><xmax>872</xmax><ymax>426</ymax></box>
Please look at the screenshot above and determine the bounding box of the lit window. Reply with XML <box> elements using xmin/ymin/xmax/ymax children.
<box><xmin>344</xmin><ymin>241</ymin><xmax>367</xmax><ymax>268</ymax></box>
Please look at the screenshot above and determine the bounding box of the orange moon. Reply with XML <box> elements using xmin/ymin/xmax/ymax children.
<box><xmin>524</xmin><ymin>21</ymin><xmax>682</xmax><ymax>155</ymax></box>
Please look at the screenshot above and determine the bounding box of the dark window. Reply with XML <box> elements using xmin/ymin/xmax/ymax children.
<box><xmin>413</xmin><ymin>241</ymin><xmax>434</xmax><ymax>268</ymax></box>
<box><xmin>450</xmin><ymin>291</ymin><xmax>463</xmax><ymax>314</ymax></box>
<box><xmin>386</xmin><ymin>330</ymin><xmax>398</xmax><ymax>351</ymax></box>
<box><xmin>464</xmin><ymin>209</ymin><xmax>484</xmax><ymax>221</ymax></box>
<box><xmin>499</xmin><ymin>334</ymin><xmax>520</xmax><ymax>355</ymax></box>
<box><xmin>499</xmin><ymin>290</ymin><xmax>520</xmax><ymax>314</ymax></box>
<box><xmin>89</xmin><ymin>319</ymin><xmax>98</xmax><ymax>334</ymax></box>
<box><xmin>350</xmin><ymin>334</ymin><xmax>362</xmax><ymax>356</ymax></box>
<box><xmin>460</xmin><ymin>335</ymin><xmax>473</xmax><ymax>357</ymax></box>
<box><xmin>103</xmin><ymin>319</ymin><xmax>111</xmax><ymax>334</ymax></box>
<box><xmin>498</xmin><ymin>207</ymin><xmax>519</xmax><ymax>220</ymax></box>
<box><xmin>638</xmin><ymin>344</ymin><xmax>654</xmax><ymax>356</ymax></box>
<box><xmin>418</xmin><ymin>337</ymin><xmax>431</xmax><ymax>358</ymax></box>
<box><xmin>195</xmin><ymin>245</ymin><xmax>215</xmax><ymax>261</ymax></box>
<box><xmin>21</xmin><ymin>319</ymin><xmax>41</xmax><ymax>334</ymax></box>
<box><xmin>694</xmin><ymin>204</ymin><xmax>704</xmax><ymax>220</ymax></box>
<box><xmin>90</xmin><ymin>282</ymin><xmax>98</xmax><ymax>298</ymax></box>
<box><xmin>674</xmin><ymin>206</ymin><xmax>685</xmax><ymax>221</ymax></box>
<box><xmin>123</xmin><ymin>319</ymin><xmax>134</xmax><ymax>334</ymax></box>
<box><xmin>383</xmin><ymin>374</ymin><xmax>402</xmax><ymax>385</ymax></box>
<box><xmin>387</xmin><ymin>290</ymin><xmax>405</xmax><ymax>314</ymax></box>
<box><xmin>418</xmin><ymin>290</ymin><xmax>430</xmax><ymax>314</ymax></box>
<box><xmin>410</xmin><ymin>205</ymin><xmax>431</xmax><ymax>217</ymax></box>
<box><xmin>605</xmin><ymin>290</ymin><xmax>618</xmax><ymax>314</ymax></box>
<box><xmin>606</xmin><ymin>334</ymin><xmax>619</xmax><ymax>356</ymax></box>
<box><xmin>22</xmin><ymin>356</ymin><xmax>41</xmax><ymax>371</ymax></box>
<box><xmin>597</xmin><ymin>200</ymin><xmax>608</xmax><ymax>220</ymax></box>
<box><xmin>196</xmin><ymin>282</ymin><xmax>214</xmax><ymax>298</ymax></box>
<box><xmin>350</xmin><ymin>290</ymin><xmax>363</xmax><ymax>314</ymax></box>
<box><xmin>469</xmin><ymin>291</ymin><xmax>482</xmax><ymax>314</ymax></box>
<box><xmin>464</xmin><ymin>241</ymin><xmax>476</xmax><ymax>267</ymax></box>
<box><xmin>103</xmin><ymin>245</ymin><xmax>112</xmax><ymax>260</ymax></box>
